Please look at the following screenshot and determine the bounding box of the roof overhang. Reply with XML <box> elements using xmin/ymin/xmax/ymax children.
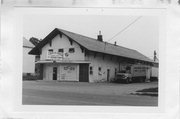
<box><xmin>29</xmin><ymin>28</ymin><xmax>87</xmax><ymax>55</ymax></box>
<box><xmin>36</xmin><ymin>60</ymin><xmax>91</xmax><ymax>64</ymax></box>
<box><xmin>29</xmin><ymin>28</ymin><xmax>154</xmax><ymax>64</ymax></box>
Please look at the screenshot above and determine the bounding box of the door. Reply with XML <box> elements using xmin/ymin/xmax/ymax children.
<box><xmin>53</xmin><ymin>67</ymin><xmax>57</xmax><ymax>80</ymax></box>
<box><xmin>107</xmin><ymin>69</ymin><xmax>110</xmax><ymax>82</ymax></box>
<box><xmin>79</xmin><ymin>64</ymin><xmax>89</xmax><ymax>82</ymax></box>
<box><xmin>146</xmin><ymin>68</ymin><xmax>151</xmax><ymax>80</ymax></box>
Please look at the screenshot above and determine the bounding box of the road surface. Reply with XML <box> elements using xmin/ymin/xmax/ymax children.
<box><xmin>23</xmin><ymin>81</ymin><xmax>158</xmax><ymax>106</ymax></box>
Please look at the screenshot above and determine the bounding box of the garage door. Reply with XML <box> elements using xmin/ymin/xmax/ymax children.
<box><xmin>60</xmin><ymin>64</ymin><xmax>78</xmax><ymax>81</ymax></box>
<box><xmin>79</xmin><ymin>64</ymin><xmax>89</xmax><ymax>82</ymax></box>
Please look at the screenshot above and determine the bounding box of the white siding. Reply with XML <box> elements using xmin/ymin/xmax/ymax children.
<box><xmin>23</xmin><ymin>47</ymin><xmax>35</xmax><ymax>73</ymax></box>
<box><xmin>40</xmin><ymin>34</ymin><xmax>85</xmax><ymax>61</ymax></box>
<box><xmin>151</xmin><ymin>67</ymin><xmax>158</xmax><ymax>78</ymax></box>
<box><xmin>40</xmin><ymin>34</ymin><xmax>84</xmax><ymax>81</ymax></box>
<box><xmin>43</xmin><ymin>63</ymin><xmax>79</xmax><ymax>81</ymax></box>
<box><xmin>86</xmin><ymin>53</ymin><xmax>119</xmax><ymax>83</ymax></box>
<box><xmin>40</xmin><ymin>34</ymin><xmax>120</xmax><ymax>82</ymax></box>
<box><xmin>43</xmin><ymin>64</ymin><xmax>53</xmax><ymax>81</ymax></box>
<box><xmin>60</xmin><ymin>64</ymin><xmax>79</xmax><ymax>81</ymax></box>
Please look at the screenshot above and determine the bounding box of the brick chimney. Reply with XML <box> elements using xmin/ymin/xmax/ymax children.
<box><xmin>97</xmin><ymin>31</ymin><xmax>103</xmax><ymax>42</ymax></box>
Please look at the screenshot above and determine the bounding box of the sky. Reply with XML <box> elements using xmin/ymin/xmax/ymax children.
<box><xmin>23</xmin><ymin>15</ymin><xmax>159</xmax><ymax>59</ymax></box>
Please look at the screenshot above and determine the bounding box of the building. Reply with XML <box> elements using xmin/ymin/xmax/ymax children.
<box><xmin>29</xmin><ymin>28</ymin><xmax>154</xmax><ymax>82</ymax></box>
<box><xmin>23</xmin><ymin>37</ymin><xmax>35</xmax><ymax>75</ymax></box>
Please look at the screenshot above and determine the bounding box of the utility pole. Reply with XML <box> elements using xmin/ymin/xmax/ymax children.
<box><xmin>154</xmin><ymin>50</ymin><xmax>157</xmax><ymax>62</ymax></box>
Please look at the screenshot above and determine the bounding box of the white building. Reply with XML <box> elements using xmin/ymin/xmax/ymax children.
<box><xmin>23</xmin><ymin>37</ymin><xmax>35</xmax><ymax>75</ymax></box>
<box><xmin>29</xmin><ymin>28</ymin><xmax>154</xmax><ymax>82</ymax></box>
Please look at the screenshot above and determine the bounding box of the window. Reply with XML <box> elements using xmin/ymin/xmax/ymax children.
<box><xmin>58</xmin><ymin>49</ymin><xmax>64</xmax><ymax>53</ymax></box>
<box><xmin>69</xmin><ymin>48</ymin><xmax>75</xmax><ymax>53</ymax></box>
<box><xmin>90</xmin><ymin>66</ymin><xmax>93</xmax><ymax>75</ymax></box>
<box><xmin>48</xmin><ymin>49</ymin><xmax>53</xmax><ymax>55</ymax></box>
<box><xmin>98</xmin><ymin>67</ymin><xmax>101</xmax><ymax>72</ymax></box>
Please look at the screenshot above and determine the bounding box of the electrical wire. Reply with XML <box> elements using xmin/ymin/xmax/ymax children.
<box><xmin>108</xmin><ymin>16</ymin><xmax>142</xmax><ymax>42</ymax></box>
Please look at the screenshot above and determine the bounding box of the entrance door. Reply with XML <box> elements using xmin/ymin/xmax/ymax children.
<box><xmin>53</xmin><ymin>67</ymin><xmax>57</xmax><ymax>80</ymax></box>
<box><xmin>107</xmin><ymin>69</ymin><xmax>110</xmax><ymax>82</ymax></box>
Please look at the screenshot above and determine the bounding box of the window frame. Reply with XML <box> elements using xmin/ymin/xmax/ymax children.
<box><xmin>89</xmin><ymin>66</ymin><xmax>93</xmax><ymax>75</ymax></box>
<box><xmin>98</xmin><ymin>67</ymin><xmax>101</xmax><ymax>72</ymax></box>
<box><xmin>48</xmin><ymin>49</ymin><xmax>53</xmax><ymax>54</ymax></box>
<box><xmin>58</xmin><ymin>48</ymin><xmax>64</xmax><ymax>53</ymax></box>
<box><xmin>69</xmin><ymin>48</ymin><xmax>75</xmax><ymax>53</ymax></box>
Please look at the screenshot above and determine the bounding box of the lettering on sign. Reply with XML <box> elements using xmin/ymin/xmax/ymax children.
<box><xmin>64</xmin><ymin>66</ymin><xmax>75</xmax><ymax>71</ymax></box>
<box><xmin>133</xmin><ymin>66</ymin><xmax>148</xmax><ymax>72</ymax></box>
<box><xmin>47</xmin><ymin>52</ymin><xmax>63</xmax><ymax>60</ymax></box>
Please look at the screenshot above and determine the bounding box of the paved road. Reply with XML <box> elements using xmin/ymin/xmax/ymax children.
<box><xmin>23</xmin><ymin>81</ymin><xmax>158</xmax><ymax>106</ymax></box>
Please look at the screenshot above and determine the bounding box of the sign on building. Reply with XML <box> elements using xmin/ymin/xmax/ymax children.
<box><xmin>47</xmin><ymin>52</ymin><xmax>63</xmax><ymax>60</ymax></box>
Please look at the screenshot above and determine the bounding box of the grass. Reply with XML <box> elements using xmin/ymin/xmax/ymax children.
<box><xmin>136</xmin><ymin>87</ymin><xmax>158</xmax><ymax>93</ymax></box>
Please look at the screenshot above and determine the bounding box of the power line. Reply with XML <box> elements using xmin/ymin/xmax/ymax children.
<box><xmin>108</xmin><ymin>16</ymin><xmax>142</xmax><ymax>42</ymax></box>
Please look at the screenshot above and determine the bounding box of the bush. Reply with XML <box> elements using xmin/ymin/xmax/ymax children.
<box><xmin>23</xmin><ymin>74</ymin><xmax>38</xmax><ymax>80</ymax></box>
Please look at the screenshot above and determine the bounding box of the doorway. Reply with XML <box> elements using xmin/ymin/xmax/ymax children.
<box><xmin>53</xmin><ymin>67</ymin><xmax>57</xmax><ymax>80</ymax></box>
<box><xmin>79</xmin><ymin>64</ymin><xmax>89</xmax><ymax>82</ymax></box>
<box><xmin>107</xmin><ymin>69</ymin><xmax>110</xmax><ymax>82</ymax></box>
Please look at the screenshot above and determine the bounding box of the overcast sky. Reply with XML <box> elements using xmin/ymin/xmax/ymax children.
<box><xmin>23</xmin><ymin>15</ymin><xmax>159</xmax><ymax>59</ymax></box>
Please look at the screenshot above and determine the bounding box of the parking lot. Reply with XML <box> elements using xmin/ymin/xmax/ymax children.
<box><xmin>23</xmin><ymin>81</ymin><xmax>158</xmax><ymax>106</ymax></box>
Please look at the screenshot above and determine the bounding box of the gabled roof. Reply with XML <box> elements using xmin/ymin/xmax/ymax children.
<box><xmin>29</xmin><ymin>28</ymin><xmax>154</xmax><ymax>63</ymax></box>
<box><xmin>23</xmin><ymin>37</ymin><xmax>34</xmax><ymax>48</ymax></box>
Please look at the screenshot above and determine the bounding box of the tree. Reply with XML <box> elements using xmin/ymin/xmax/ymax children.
<box><xmin>29</xmin><ymin>37</ymin><xmax>40</xmax><ymax>46</ymax></box>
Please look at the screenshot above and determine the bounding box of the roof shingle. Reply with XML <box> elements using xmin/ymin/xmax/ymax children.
<box><xmin>58</xmin><ymin>28</ymin><xmax>153</xmax><ymax>63</ymax></box>
<box><xmin>29</xmin><ymin>28</ymin><xmax>153</xmax><ymax>63</ymax></box>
